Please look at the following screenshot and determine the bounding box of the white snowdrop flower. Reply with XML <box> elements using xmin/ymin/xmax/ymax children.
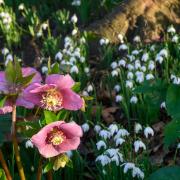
<box><xmin>70</xmin><ymin>65</ymin><xmax>79</xmax><ymax>74</ymax></box>
<box><xmin>115</xmin><ymin>138</ymin><xmax>125</xmax><ymax>146</ymax></box>
<box><xmin>41</xmin><ymin>66</ymin><xmax>48</xmax><ymax>74</ymax></box>
<box><xmin>71</xmin><ymin>14</ymin><xmax>78</xmax><ymax>23</ymax></box>
<box><xmin>18</xmin><ymin>3</ymin><xmax>24</xmax><ymax>10</ymax></box>
<box><xmin>118</xmin><ymin>34</ymin><xmax>124</xmax><ymax>43</ymax></box>
<box><xmin>105</xmin><ymin>148</ymin><xmax>118</xmax><ymax>157</ymax></box>
<box><xmin>25</xmin><ymin>140</ymin><xmax>33</xmax><ymax>149</ymax></box>
<box><xmin>55</xmin><ymin>51</ymin><xmax>63</xmax><ymax>61</ymax></box>
<box><xmin>144</xmin><ymin>127</ymin><xmax>154</xmax><ymax>138</ymax></box>
<box><xmin>114</xmin><ymin>85</ymin><xmax>121</xmax><ymax>92</ymax></box>
<box><xmin>99</xmin><ymin>130</ymin><xmax>111</xmax><ymax>140</ymax></box>
<box><xmin>2</xmin><ymin>48</ymin><xmax>9</xmax><ymax>56</ymax></box>
<box><xmin>146</xmin><ymin>74</ymin><xmax>154</xmax><ymax>80</ymax></box>
<box><xmin>132</xmin><ymin>50</ymin><xmax>139</xmax><ymax>55</ymax></box>
<box><xmin>172</xmin><ymin>35</ymin><xmax>178</xmax><ymax>43</ymax></box>
<box><xmin>127</xmin><ymin>55</ymin><xmax>135</xmax><ymax>62</ymax></box>
<box><xmin>31</xmin><ymin>166</ymin><xmax>34</xmax><ymax>172</ymax></box>
<box><xmin>167</xmin><ymin>25</ymin><xmax>176</xmax><ymax>33</ymax></box>
<box><xmin>82</xmin><ymin>90</ymin><xmax>89</xmax><ymax>96</ymax></box>
<box><xmin>94</xmin><ymin>125</ymin><xmax>101</xmax><ymax>133</ymax></box>
<box><xmin>130</xmin><ymin>96</ymin><xmax>138</xmax><ymax>104</ymax></box>
<box><xmin>123</xmin><ymin>162</ymin><xmax>135</xmax><ymax>173</ymax></box>
<box><xmin>134</xmin><ymin>123</ymin><xmax>142</xmax><ymax>134</ymax></box>
<box><xmin>115</xmin><ymin>95</ymin><xmax>123</xmax><ymax>102</ymax></box>
<box><xmin>148</xmin><ymin>61</ymin><xmax>155</xmax><ymax>70</ymax></box>
<box><xmin>173</xmin><ymin>77</ymin><xmax>180</xmax><ymax>85</ymax></box>
<box><xmin>170</xmin><ymin>74</ymin><xmax>176</xmax><ymax>80</ymax></box>
<box><xmin>36</xmin><ymin>31</ymin><xmax>42</xmax><ymax>37</ymax></box>
<box><xmin>160</xmin><ymin>102</ymin><xmax>166</xmax><ymax>109</ymax></box>
<box><xmin>0</xmin><ymin>0</ymin><xmax>4</xmax><ymax>5</ymax></box>
<box><xmin>87</xmin><ymin>84</ymin><xmax>93</xmax><ymax>92</ymax></box>
<box><xmin>80</xmin><ymin>37</ymin><xmax>86</xmax><ymax>44</ymax></box>
<box><xmin>111</xmin><ymin>61</ymin><xmax>118</xmax><ymax>69</ymax></box>
<box><xmin>132</xmin><ymin>167</ymin><xmax>144</xmax><ymax>179</ymax></box>
<box><xmin>126</xmin><ymin>80</ymin><xmax>133</xmax><ymax>89</ymax></box>
<box><xmin>119</xmin><ymin>44</ymin><xmax>128</xmax><ymax>51</ymax></box>
<box><xmin>140</xmin><ymin>66</ymin><xmax>146</xmax><ymax>72</ymax></box>
<box><xmin>5</xmin><ymin>54</ymin><xmax>13</xmax><ymax>66</ymax></box>
<box><xmin>72</xmin><ymin>29</ymin><xmax>78</xmax><ymax>36</ymax></box>
<box><xmin>69</xmin><ymin>57</ymin><xmax>76</xmax><ymax>64</ymax></box>
<box><xmin>127</xmin><ymin>72</ymin><xmax>134</xmax><ymax>80</ymax></box>
<box><xmin>114</xmin><ymin>129</ymin><xmax>129</xmax><ymax>139</ymax></box>
<box><xmin>133</xmin><ymin>36</ymin><xmax>141</xmax><ymax>43</ymax></box>
<box><xmin>81</xmin><ymin>123</ymin><xmax>89</xmax><ymax>133</ymax></box>
<box><xmin>80</xmin><ymin>56</ymin><xmax>85</xmax><ymax>63</ymax></box>
<box><xmin>134</xmin><ymin>140</ymin><xmax>146</xmax><ymax>153</ymax></box>
<box><xmin>60</xmin><ymin>60</ymin><xmax>66</xmax><ymax>65</ymax></box>
<box><xmin>150</xmin><ymin>45</ymin><xmax>156</xmax><ymax>51</ymax></box>
<box><xmin>71</xmin><ymin>0</ymin><xmax>81</xmax><ymax>6</ymax></box>
<box><xmin>95</xmin><ymin>155</ymin><xmax>111</xmax><ymax>166</ymax></box>
<box><xmin>135</xmin><ymin>60</ymin><xmax>141</xmax><ymax>69</ymax></box>
<box><xmin>111</xmin><ymin>69</ymin><xmax>118</xmax><ymax>77</ymax></box>
<box><xmin>108</xmin><ymin>124</ymin><xmax>118</xmax><ymax>135</ymax></box>
<box><xmin>96</xmin><ymin>140</ymin><xmax>107</xmax><ymax>150</ymax></box>
<box><xmin>66</xmin><ymin>151</ymin><xmax>73</xmax><ymax>158</ymax></box>
<box><xmin>111</xmin><ymin>154</ymin><xmax>121</xmax><ymax>165</ymax></box>
<box><xmin>141</xmin><ymin>53</ymin><xmax>149</xmax><ymax>62</ymax></box>
<box><xmin>99</xmin><ymin>38</ymin><xmax>105</xmax><ymax>46</ymax></box>
<box><xmin>127</xmin><ymin>64</ymin><xmax>134</xmax><ymax>71</ymax></box>
<box><xmin>41</xmin><ymin>23</ymin><xmax>48</xmax><ymax>30</ymax></box>
<box><xmin>159</xmin><ymin>49</ymin><xmax>168</xmax><ymax>58</ymax></box>
<box><xmin>118</xmin><ymin>59</ymin><xmax>126</xmax><ymax>67</ymax></box>
<box><xmin>84</xmin><ymin>67</ymin><xmax>90</xmax><ymax>73</ymax></box>
<box><xmin>177</xmin><ymin>143</ymin><xmax>180</xmax><ymax>149</ymax></box>
<box><xmin>105</xmin><ymin>38</ymin><xmax>109</xmax><ymax>45</ymax></box>
<box><xmin>136</xmin><ymin>71</ymin><xmax>144</xmax><ymax>83</ymax></box>
<box><xmin>155</xmin><ymin>54</ymin><xmax>163</xmax><ymax>64</ymax></box>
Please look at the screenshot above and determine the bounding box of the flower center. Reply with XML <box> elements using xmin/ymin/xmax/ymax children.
<box><xmin>40</xmin><ymin>88</ymin><xmax>63</xmax><ymax>111</ymax></box>
<box><xmin>46</xmin><ymin>126</ymin><xmax>66</xmax><ymax>146</ymax></box>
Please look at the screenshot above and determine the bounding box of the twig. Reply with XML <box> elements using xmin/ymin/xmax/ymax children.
<box><xmin>37</xmin><ymin>157</ymin><xmax>42</xmax><ymax>180</ymax></box>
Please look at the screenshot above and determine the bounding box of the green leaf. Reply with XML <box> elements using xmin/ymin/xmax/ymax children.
<box><xmin>166</xmin><ymin>84</ymin><xmax>180</xmax><ymax>119</ymax></box>
<box><xmin>0</xmin><ymin>168</ymin><xmax>6</xmax><ymax>180</ymax></box>
<box><xmin>18</xmin><ymin>73</ymin><xmax>35</xmax><ymax>87</ymax></box>
<box><xmin>72</xmin><ymin>82</ymin><xmax>81</xmax><ymax>93</ymax></box>
<box><xmin>43</xmin><ymin>161</ymin><xmax>54</xmax><ymax>173</ymax></box>
<box><xmin>164</xmin><ymin>120</ymin><xmax>180</xmax><ymax>148</ymax></box>
<box><xmin>14</xmin><ymin>58</ymin><xmax>22</xmax><ymax>81</ymax></box>
<box><xmin>148</xmin><ymin>166</ymin><xmax>180</xmax><ymax>180</ymax></box>
<box><xmin>0</xmin><ymin>96</ymin><xmax>7</xmax><ymax>108</ymax></box>
<box><xmin>5</xmin><ymin>60</ymin><xmax>16</xmax><ymax>83</ymax></box>
<box><xmin>44</xmin><ymin>110</ymin><xmax>57</xmax><ymax>124</ymax></box>
<box><xmin>57</xmin><ymin>110</ymin><xmax>68</xmax><ymax>120</ymax></box>
<box><xmin>49</xmin><ymin>63</ymin><xmax>60</xmax><ymax>74</ymax></box>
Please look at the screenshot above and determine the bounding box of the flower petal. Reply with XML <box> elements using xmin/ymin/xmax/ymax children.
<box><xmin>0</xmin><ymin>72</ymin><xmax>9</xmax><ymax>93</ymax></box>
<box><xmin>16</xmin><ymin>96</ymin><xmax>34</xmax><ymax>109</ymax></box>
<box><xmin>0</xmin><ymin>99</ymin><xmax>13</xmax><ymax>114</ymax></box>
<box><xmin>61</xmin><ymin>89</ymin><xmax>83</xmax><ymax>110</ymax></box>
<box><xmin>45</xmin><ymin>74</ymin><xmax>75</xmax><ymax>89</ymax></box>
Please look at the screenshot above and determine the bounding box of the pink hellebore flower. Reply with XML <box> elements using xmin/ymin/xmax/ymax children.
<box><xmin>23</xmin><ymin>74</ymin><xmax>83</xmax><ymax>111</ymax></box>
<box><xmin>31</xmin><ymin>121</ymin><xmax>83</xmax><ymax>158</ymax></box>
<box><xmin>0</xmin><ymin>67</ymin><xmax>42</xmax><ymax>114</ymax></box>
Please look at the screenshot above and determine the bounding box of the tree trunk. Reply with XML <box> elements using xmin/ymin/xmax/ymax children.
<box><xmin>87</xmin><ymin>0</ymin><xmax>180</xmax><ymax>43</ymax></box>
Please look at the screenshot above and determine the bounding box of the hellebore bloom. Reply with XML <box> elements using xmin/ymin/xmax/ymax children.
<box><xmin>23</xmin><ymin>74</ymin><xmax>83</xmax><ymax>111</ymax></box>
<box><xmin>31</xmin><ymin>121</ymin><xmax>83</xmax><ymax>158</ymax></box>
<box><xmin>0</xmin><ymin>67</ymin><xmax>42</xmax><ymax>114</ymax></box>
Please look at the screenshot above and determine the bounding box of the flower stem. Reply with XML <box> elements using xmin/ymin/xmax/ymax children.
<box><xmin>12</xmin><ymin>105</ymin><xmax>26</xmax><ymax>180</ymax></box>
<box><xmin>47</xmin><ymin>170</ymin><xmax>53</xmax><ymax>180</ymax></box>
<box><xmin>37</xmin><ymin>157</ymin><xmax>42</xmax><ymax>180</ymax></box>
<box><xmin>0</xmin><ymin>149</ymin><xmax>12</xmax><ymax>180</ymax></box>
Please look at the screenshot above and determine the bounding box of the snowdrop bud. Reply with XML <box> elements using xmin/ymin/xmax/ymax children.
<box><xmin>127</xmin><ymin>72</ymin><xmax>134</xmax><ymax>79</ymax></box>
<box><xmin>82</xmin><ymin>90</ymin><xmax>89</xmax><ymax>96</ymax></box>
<box><xmin>127</xmin><ymin>64</ymin><xmax>134</xmax><ymax>71</ymax></box>
<box><xmin>41</xmin><ymin>66</ymin><xmax>48</xmax><ymax>74</ymax></box>
<box><xmin>115</xmin><ymin>138</ymin><xmax>125</xmax><ymax>146</ymax></box>
<box><xmin>55</xmin><ymin>51</ymin><xmax>63</xmax><ymax>61</ymax></box>
<box><xmin>167</xmin><ymin>25</ymin><xmax>176</xmax><ymax>33</ymax></box>
<box><xmin>144</xmin><ymin>127</ymin><xmax>154</xmax><ymax>138</ymax></box>
<box><xmin>126</xmin><ymin>80</ymin><xmax>133</xmax><ymax>89</ymax></box>
<box><xmin>87</xmin><ymin>84</ymin><xmax>93</xmax><ymax>92</ymax></box>
<box><xmin>134</xmin><ymin>140</ymin><xmax>146</xmax><ymax>153</ymax></box>
<box><xmin>72</xmin><ymin>29</ymin><xmax>78</xmax><ymax>36</ymax></box>
<box><xmin>148</xmin><ymin>61</ymin><xmax>155</xmax><ymax>70</ymax></box>
<box><xmin>70</xmin><ymin>65</ymin><xmax>79</xmax><ymax>74</ymax></box>
<box><xmin>94</xmin><ymin>125</ymin><xmax>101</xmax><ymax>133</ymax></box>
<box><xmin>81</xmin><ymin>123</ymin><xmax>89</xmax><ymax>133</ymax></box>
<box><xmin>25</xmin><ymin>140</ymin><xmax>33</xmax><ymax>149</ymax></box>
<box><xmin>159</xmin><ymin>49</ymin><xmax>168</xmax><ymax>58</ymax></box>
<box><xmin>111</xmin><ymin>70</ymin><xmax>118</xmax><ymax>77</ymax></box>
<box><xmin>2</xmin><ymin>48</ymin><xmax>9</xmax><ymax>55</ymax></box>
<box><xmin>105</xmin><ymin>38</ymin><xmax>109</xmax><ymax>45</ymax></box>
<box><xmin>115</xmin><ymin>95</ymin><xmax>123</xmax><ymax>102</ymax></box>
<box><xmin>84</xmin><ymin>67</ymin><xmax>90</xmax><ymax>73</ymax></box>
<box><xmin>80</xmin><ymin>56</ymin><xmax>85</xmax><ymax>63</ymax></box>
<box><xmin>160</xmin><ymin>102</ymin><xmax>166</xmax><ymax>109</ymax></box>
<box><xmin>130</xmin><ymin>96</ymin><xmax>138</xmax><ymax>104</ymax></box>
<box><xmin>119</xmin><ymin>44</ymin><xmax>128</xmax><ymax>51</ymax></box>
<box><xmin>123</xmin><ymin>162</ymin><xmax>135</xmax><ymax>173</ymax></box>
<box><xmin>71</xmin><ymin>14</ymin><xmax>78</xmax><ymax>23</ymax></box>
<box><xmin>18</xmin><ymin>3</ymin><xmax>25</xmax><ymax>10</ymax></box>
<box><xmin>114</xmin><ymin>85</ymin><xmax>121</xmax><ymax>92</ymax></box>
<box><xmin>155</xmin><ymin>54</ymin><xmax>163</xmax><ymax>64</ymax></box>
<box><xmin>132</xmin><ymin>50</ymin><xmax>139</xmax><ymax>55</ymax></box>
<box><xmin>111</xmin><ymin>61</ymin><xmax>118</xmax><ymax>69</ymax></box>
<box><xmin>118</xmin><ymin>34</ymin><xmax>124</xmax><ymax>43</ymax></box>
<box><xmin>118</xmin><ymin>59</ymin><xmax>126</xmax><ymax>67</ymax></box>
<box><xmin>172</xmin><ymin>35</ymin><xmax>178</xmax><ymax>43</ymax></box>
<box><xmin>146</xmin><ymin>74</ymin><xmax>154</xmax><ymax>80</ymax></box>
<box><xmin>134</xmin><ymin>123</ymin><xmax>142</xmax><ymax>134</ymax></box>
<box><xmin>96</xmin><ymin>140</ymin><xmax>107</xmax><ymax>150</ymax></box>
<box><xmin>31</xmin><ymin>166</ymin><xmax>34</xmax><ymax>172</ymax></box>
<box><xmin>141</xmin><ymin>53</ymin><xmax>149</xmax><ymax>62</ymax></box>
<box><xmin>108</xmin><ymin>124</ymin><xmax>118</xmax><ymax>135</ymax></box>
<box><xmin>133</xmin><ymin>36</ymin><xmax>141</xmax><ymax>43</ymax></box>
<box><xmin>71</xmin><ymin>0</ymin><xmax>81</xmax><ymax>6</ymax></box>
<box><xmin>99</xmin><ymin>38</ymin><xmax>105</xmax><ymax>46</ymax></box>
<box><xmin>42</xmin><ymin>23</ymin><xmax>48</xmax><ymax>30</ymax></box>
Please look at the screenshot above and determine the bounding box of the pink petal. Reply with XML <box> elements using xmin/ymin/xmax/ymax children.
<box><xmin>22</xmin><ymin>67</ymin><xmax>42</xmax><ymax>83</ymax></box>
<box><xmin>0</xmin><ymin>72</ymin><xmax>9</xmax><ymax>93</ymax></box>
<box><xmin>30</xmin><ymin>84</ymin><xmax>56</xmax><ymax>93</ymax></box>
<box><xmin>45</xmin><ymin>74</ymin><xmax>75</xmax><ymax>89</ymax></box>
<box><xmin>0</xmin><ymin>72</ymin><xmax>6</xmax><ymax>82</ymax></box>
<box><xmin>61</xmin><ymin>89</ymin><xmax>83</xmax><ymax>110</ymax></box>
<box><xmin>0</xmin><ymin>99</ymin><xmax>13</xmax><ymax>114</ymax></box>
<box><xmin>60</xmin><ymin>122</ymin><xmax>83</xmax><ymax>138</ymax></box>
<box><xmin>16</xmin><ymin>96</ymin><xmax>34</xmax><ymax>109</ymax></box>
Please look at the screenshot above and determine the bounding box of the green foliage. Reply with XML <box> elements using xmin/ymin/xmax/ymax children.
<box><xmin>0</xmin><ymin>169</ymin><xmax>6</xmax><ymax>180</ymax></box>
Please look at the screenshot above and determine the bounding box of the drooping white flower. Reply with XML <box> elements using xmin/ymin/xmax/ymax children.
<box><xmin>96</xmin><ymin>155</ymin><xmax>111</xmax><ymax>166</ymax></box>
<box><xmin>111</xmin><ymin>69</ymin><xmax>118</xmax><ymax>77</ymax></box>
<box><xmin>127</xmin><ymin>55</ymin><xmax>135</xmax><ymax>62</ymax></box>
<box><xmin>2</xmin><ymin>47</ymin><xmax>9</xmax><ymax>56</ymax></box>
<box><xmin>99</xmin><ymin>38</ymin><xmax>109</xmax><ymax>46</ymax></box>
<box><xmin>80</xmin><ymin>56</ymin><xmax>85</xmax><ymax>63</ymax></box>
<box><xmin>135</xmin><ymin>60</ymin><xmax>141</xmax><ymax>69</ymax></box>
<box><xmin>41</xmin><ymin>23</ymin><xmax>48</xmax><ymax>30</ymax></box>
<box><xmin>25</xmin><ymin>140</ymin><xmax>33</xmax><ymax>149</ymax></box>
<box><xmin>87</xmin><ymin>84</ymin><xmax>93</xmax><ymax>92</ymax></box>
<box><xmin>84</xmin><ymin>67</ymin><xmax>90</xmax><ymax>73</ymax></box>
<box><xmin>115</xmin><ymin>138</ymin><xmax>125</xmax><ymax>146</ymax></box>
<box><xmin>130</xmin><ymin>96</ymin><xmax>138</xmax><ymax>104</ymax></box>
<box><xmin>127</xmin><ymin>64</ymin><xmax>134</xmax><ymax>71</ymax></box>
<box><xmin>133</xmin><ymin>36</ymin><xmax>141</xmax><ymax>43</ymax></box>
<box><xmin>111</xmin><ymin>61</ymin><xmax>118</xmax><ymax>69</ymax></box>
<box><xmin>119</xmin><ymin>44</ymin><xmax>128</xmax><ymax>51</ymax></box>
<box><xmin>134</xmin><ymin>123</ymin><xmax>142</xmax><ymax>134</ymax></box>
<box><xmin>82</xmin><ymin>90</ymin><xmax>89</xmax><ymax>96</ymax></box>
<box><xmin>167</xmin><ymin>25</ymin><xmax>176</xmax><ymax>33</ymax></box>
<box><xmin>81</xmin><ymin>123</ymin><xmax>90</xmax><ymax>133</ymax></box>
<box><xmin>71</xmin><ymin>14</ymin><xmax>78</xmax><ymax>23</ymax></box>
<box><xmin>146</xmin><ymin>74</ymin><xmax>154</xmax><ymax>80</ymax></box>
<box><xmin>114</xmin><ymin>85</ymin><xmax>121</xmax><ymax>92</ymax></box>
<box><xmin>148</xmin><ymin>61</ymin><xmax>155</xmax><ymax>70</ymax></box>
<box><xmin>72</xmin><ymin>29</ymin><xmax>78</xmax><ymax>36</ymax></box>
<box><xmin>96</xmin><ymin>140</ymin><xmax>107</xmax><ymax>150</ymax></box>
<box><xmin>144</xmin><ymin>127</ymin><xmax>154</xmax><ymax>138</ymax></box>
<box><xmin>132</xmin><ymin>50</ymin><xmax>139</xmax><ymax>55</ymax></box>
<box><xmin>155</xmin><ymin>54</ymin><xmax>164</xmax><ymax>64</ymax></box>
<box><xmin>115</xmin><ymin>95</ymin><xmax>123</xmax><ymax>102</ymax></box>
<box><xmin>118</xmin><ymin>34</ymin><xmax>124</xmax><ymax>43</ymax></box>
<box><xmin>141</xmin><ymin>53</ymin><xmax>149</xmax><ymax>62</ymax></box>
<box><xmin>108</xmin><ymin>124</ymin><xmax>118</xmax><ymax>135</ymax></box>
<box><xmin>118</xmin><ymin>59</ymin><xmax>126</xmax><ymax>67</ymax></box>
<box><xmin>160</xmin><ymin>102</ymin><xmax>166</xmax><ymax>109</ymax></box>
<box><xmin>177</xmin><ymin>143</ymin><xmax>180</xmax><ymax>149</ymax></box>
<box><xmin>41</xmin><ymin>66</ymin><xmax>48</xmax><ymax>74</ymax></box>
<box><xmin>99</xmin><ymin>130</ymin><xmax>111</xmax><ymax>140</ymax></box>
<box><xmin>127</xmin><ymin>72</ymin><xmax>134</xmax><ymax>80</ymax></box>
<box><xmin>70</xmin><ymin>65</ymin><xmax>79</xmax><ymax>74</ymax></box>
<box><xmin>159</xmin><ymin>49</ymin><xmax>168</xmax><ymax>58</ymax></box>
<box><xmin>140</xmin><ymin>66</ymin><xmax>146</xmax><ymax>72</ymax></box>
<box><xmin>132</xmin><ymin>167</ymin><xmax>144</xmax><ymax>179</ymax></box>
<box><xmin>55</xmin><ymin>51</ymin><xmax>63</xmax><ymax>61</ymax></box>
<box><xmin>123</xmin><ymin>162</ymin><xmax>135</xmax><ymax>173</ymax></box>
<box><xmin>94</xmin><ymin>125</ymin><xmax>101</xmax><ymax>133</ymax></box>
<box><xmin>114</xmin><ymin>129</ymin><xmax>129</xmax><ymax>140</ymax></box>
<box><xmin>172</xmin><ymin>35</ymin><xmax>178</xmax><ymax>43</ymax></box>
<box><xmin>5</xmin><ymin>54</ymin><xmax>13</xmax><ymax>66</ymax></box>
<box><xmin>18</xmin><ymin>3</ymin><xmax>25</xmax><ymax>10</ymax></box>
<box><xmin>135</xmin><ymin>71</ymin><xmax>144</xmax><ymax>83</ymax></box>
<box><xmin>71</xmin><ymin>0</ymin><xmax>81</xmax><ymax>6</ymax></box>
<box><xmin>126</xmin><ymin>80</ymin><xmax>133</xmax><ymax>89</ymax></box>
<box><xmin>134</xmin><ymin>140</ymin><xmax>146</xmax><ymax>152</ymax></box>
